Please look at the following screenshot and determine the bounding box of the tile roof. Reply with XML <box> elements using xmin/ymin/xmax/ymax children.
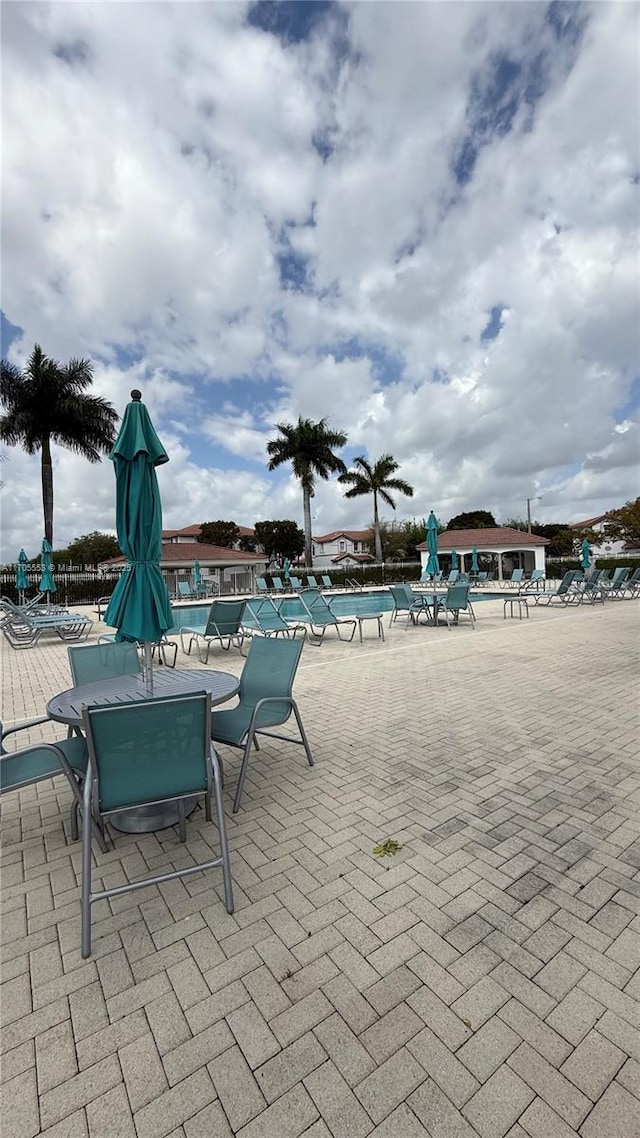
<box><xmin>315</xmin><ymin>530</ymin><xmax>370</xmax><ymax>543</ymax></box>
<box><xmin>331</xmin><ymin>552</ymin><xmax>375</xmax><ymax>563</ymax></box>
<box><xmin>102</xmin><ymin>542</ymin><xmax>265</xmax><ymax>566</ymax></box>
<box><xmin>417</xmin><ymin>526</ymin><xmax>549</xmax><ymax>550</ymax></box>
<box><xmin>162</xmin><ymin>523</ymin><xmax>256</xmax><ymax>539</ymax></box>
<box><xmin>570</xmin><ymin>514</ymin><xmax>612</xmax><ymax>528</ymax></box>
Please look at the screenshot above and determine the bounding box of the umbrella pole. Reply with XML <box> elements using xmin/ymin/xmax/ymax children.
<box><xmin>143</xmin><ymin>642</ymin><xmax>154</xmax><ymax>694</ymax></box>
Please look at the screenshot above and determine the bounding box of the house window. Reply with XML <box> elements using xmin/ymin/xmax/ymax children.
<box><xmin>339</xmin><ymin>540</ymin><xmax>346</xmax><ymax>552</ymax></box>
<box><xmin>353</xmin><ymin>541</ymin><xmax>359</xmax><ymax>552</ymax></box>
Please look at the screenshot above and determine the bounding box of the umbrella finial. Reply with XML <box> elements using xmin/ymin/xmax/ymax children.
<box><xmin>131</xmin><ymin>389</ymin><xmax>142</xmax><ymax>401</ymax></box>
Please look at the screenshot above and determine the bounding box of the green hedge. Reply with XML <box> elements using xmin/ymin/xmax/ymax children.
<box><xmin>545</xmin><ymin>556</ymin><xmax>640</xmax><ymax>578</ymax></box>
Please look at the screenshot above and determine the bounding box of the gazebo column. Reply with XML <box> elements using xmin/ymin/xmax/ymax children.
<box><xmin>497</xmin><ymin>550</ymin><xmax>504</xmax><ymax>583</ymax></box>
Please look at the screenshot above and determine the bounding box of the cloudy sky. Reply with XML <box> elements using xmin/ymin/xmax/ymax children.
<box><xmin>1</xmin><ymin>0</ymin><xmax>638</xmax><ymax>561</ymax></box>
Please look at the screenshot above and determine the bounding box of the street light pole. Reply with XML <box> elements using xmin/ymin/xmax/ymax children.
<box><xmin>526</xmin><ymin>496</ymin><xmax>542</xmax><ymax>534</ymax></box>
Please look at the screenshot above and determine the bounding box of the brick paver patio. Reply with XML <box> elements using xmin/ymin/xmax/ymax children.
<box><xmin>1</xmin><ymin>596</ymin><xmax>638</xmax><ymax>1137</ymax></box>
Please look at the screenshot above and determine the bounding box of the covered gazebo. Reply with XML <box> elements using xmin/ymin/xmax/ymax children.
<box><xmin>417</xmin><ymin>527</ymin><xmax>549</xmax><ymax>583</ymax></box>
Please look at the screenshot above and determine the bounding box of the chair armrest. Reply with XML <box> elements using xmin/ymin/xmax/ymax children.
<box><xmin>2</xmin><ymin>715</ymin><xmax>50</xmax><ymax>744</ymax></box>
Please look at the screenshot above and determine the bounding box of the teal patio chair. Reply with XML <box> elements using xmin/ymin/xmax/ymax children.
<box><xmin>176</xmin><ymin>580</ymin><xmax>195</xmax><ymax>600</ymax></box>
<box><xmin>598</xmin><ymin>567</ymin><xmax>629</xmax><ymax>599</ymax></box>
<box><xmin>306</xmin><ymin>575</ymin><xmax>319</xmax><ymax>589</ymax></box>
<box><xmin>435</xmin><ymin>583</ymin><xmax>476</xmax><ymax>629</ymax></box>
<box><xmin>271</xmin><ymin>577</ymin><xmax>284</xmax><ymax>594</ymax></box>
<box><xmin>297</xmin><ymin>588</ymin><xmax>357</xmax><ymax>645</ymax></box>
<box><xmin>242</xmin><ymin>597</ymin><xmax>305</xmax><ymax>641</ymax></box>
<box><xmin>475</xmin><ymin>571</ymin><xmax>488</xmax><ymax>585</ymax></box>
<box><xmin>506</xmin><ymin>568</ymin><xmax>524</xmax><ymax>588</ymax></box>
<box><xmin>622</xmin><ymin>567</ymin><xmax>640</xmax><ymax>597</ymax></box>
<box><xmin>1</xmin><ymin>717</ymin><xmax>107</xmax><ymax>853</ymax></box>
<box><xmin>288</xmin><ymin>576</ymin><xmax>303</xmax><ymax>591</ymax></box>
<box><xmin>255</xmin><ymin>577</ymin><xmax>270</xmax><ymax>596</ymax></box>
<box><xmin>68</xmin><ymin>642</ymin><xmax>141</xmax><ymax>685</ymax></box>
<box><xmin>531</xmin><ymin>571</ymin><xmax>580</xmax><ymax>606</ymax></box>
<box><xmin>443</xmin><ymin>569</ymin><xmax>459</xmax><ymax>586</ymax></box>
<box><xmin>522</xmin><ymin>569</ymin><xmax>545</xmax><ymax>590</ymax></box>
<box><xmin>457</xmin><ymin>572</ymin><xmax>470</xmax><ymax>585</ymax></box>
<box><xmin>320</xmin><ymin>574</ymin><xmax>335</xmax><ymax>590</ymax></box>
<box><xmin>80</xmin><ymin>692</ymin><xmax>233</xmax><ymax>956</ymax></box>
<box><xmin>210</xmin><ymin>637</ymin><xmax>313</xmax><ymax>813</ymax></box>
<box><xmin>388</xmin><ymin>584</ymin><xmax>433</xmax><ymax>628</ymax></box>
<box><xmin>180</xmin><ymin>599</ymin><xmax>246</xmax><ymax>661</ymax></box>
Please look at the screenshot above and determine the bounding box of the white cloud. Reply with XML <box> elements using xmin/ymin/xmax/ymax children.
<box><xmin>1</xmin><ymin>1</ymin><xmax>638</xmax><ymax>560</ymax></box>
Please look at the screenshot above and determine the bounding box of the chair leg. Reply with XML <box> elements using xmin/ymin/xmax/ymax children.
<box><xmin>177</xmin><ymin>800</ymin><xmax>187</xmax><ymax>843</ymax></box>
<box><xmin>291</xmin><ymin>700</ymin><xmax>314</xmax><ymax>767</ymax></box>
<box><xmin>210</xmin><ymin>747</ymin><xmax>234</xmax><ymax>913</ymax></box>
<box><xmin>233</xmin><ymin>735</ymin><xmax>255</xmax><ymax>813</ymax></box>
<box><xmin>81</xmin><ymin>773</ymin><xmax>94</xmax><ymax>959</ymax></box>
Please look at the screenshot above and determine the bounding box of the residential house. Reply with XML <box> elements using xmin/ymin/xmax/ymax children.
<box><xmin>569</xmin><ymin>514</ymin><xmax>638</xmax><ymax>559</ymax></box>
<box><xmin>311</xmin><ymin>530</ymin><xmax>374</xmax><ymax>569</ymax></box>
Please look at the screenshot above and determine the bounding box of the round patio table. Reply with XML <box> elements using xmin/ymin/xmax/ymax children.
<box><xmin>47</xmin><ymin>669</ymin><xmax>239</xmax><ymax>833</ymax></box>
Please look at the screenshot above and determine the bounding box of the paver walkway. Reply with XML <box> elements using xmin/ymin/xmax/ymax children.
<box><xmin>1</xmin><ymin>598</ymin><xmax>639</xmax><ymax>1137</ymax></box>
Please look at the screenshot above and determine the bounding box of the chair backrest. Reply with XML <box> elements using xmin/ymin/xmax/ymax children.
<box><xmin>458</xmin><ymin>572</ymin><xmax>470</xmax><ymax>584</ymax></box>
<box><xmin>271</xmin><ymin>577</ymin><xmax>283</xmax><ymax>591</ymax></box>
<box><xmin>243</xmin><ymin>597</ymin><xmax>288</xmax><ymax>633</ymax></box>
<box><xmin>529</xmin><ymin>569</ymin><xmax>543</xmax><ymax>582</ymax></box>
<box><xmin>306</xmin><ymin>575</ymin><xmax>318</xmax><ymax>588</ymax></box>
<box><xmin>177</xmin><ymin>581</ymin><xmax>192</xmax><ymax>597</ymax></box>
<box><xmin>239</xmin><ymin>637</ymin><xmax>303</xmax><ymax>721</ymax></box>
<box><xmin>205</xmin><ymin>599</ymin><xmax>245</xmax><ymax>637</ymax></box>
<box><xmin>389</xmin><ymin>584</ymin><xmax>414</xmax><ymax>610</ymax></box>
<box><xmin>289</xmin><ymin>576</ymin><xmax>302</xmax><ymax>590</ymax></box>
<box><xmin>626</xmin><ymin>567</ymin><xmax>640</xmax><ymax>586</ymax></box>
<box><xmin>557</xmin><ymin>571</ymin><xmax>578</xmax><ymax>594</ymax></box>
<box><xmin>321</xmin><ymin>575</ymin><xmax>333</xmax><ymax>588</ymax></box>
<box><xmin>83</xmin><ymin>692</ymin><xmax>210</xmax><ymax>814</ymax></box>
<box><xmin>476</xmin><ymin>572</ymin><xmax>487</xmax><ymax>583</ymax></box>
<box><xmin>256</xmin><ymin>578</ymin><xmax>268</xmax><ymax>592</ymax></box>
<box><xmin>447</xmin><ymin>570</ymin><xmax>459</xmax><ymax>585</ymax></box>
<box><xmin>445</xmin><ymin>584</ymin><xmax>471</xmax><ymax>610</ymax></box>
<box><xmin>510</xmin><ymin>569</ymin><xmax>524</xmax><ymax>583</ymax></box>
<box><xmin>299</xmin><ymin>587</ymin><xmax>334</xmax><ymax>618</ymax></box>
<box><xmin>68</xmin><ymin>642</ymin><xmax>141</xmax><ymax>686</ymax></box>
<box><xmin>610</xmin><ymin>567</ymin><xmax>629</xmax><ymax>586</ymax></box>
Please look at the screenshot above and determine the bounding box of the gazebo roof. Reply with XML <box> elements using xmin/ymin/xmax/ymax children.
<box><xmin>417</xmin><ymin>526</ymin><xmax>549</xmax><ymax>551</ymax></box>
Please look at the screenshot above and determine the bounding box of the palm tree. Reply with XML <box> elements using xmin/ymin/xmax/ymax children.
<box><xmin>338</xmin><ymin>454</ymin><xmax>414</xmax><ymax>562</ymax></box>
<box><xmin>267</xmin><ymin>417</ymin><xmax>348</xmax><ymax>567</ymax></box>
<box><xmin>0</xmin><ymin>344</ymin><xmax>118</xmax><ymax>546</ymax></box>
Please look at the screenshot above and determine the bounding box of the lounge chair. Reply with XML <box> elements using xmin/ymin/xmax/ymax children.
<box><xmin>598</xmin><ymin>567</ymin><xmax>629</xmax><ymax>599</ymax></box>
<box><xmin>180</xmin><ymin>599</ymin><xmax>247</xmax><ymax>661</ymax></box>
<box><xmin>306</xmin><ymin>575</ymin><xmax>319</xmax><ymax>589</ymax></box>
<box><xmin>474</xmin><ymin>572</ymin><xmax>488</xmax><ymax>585</ymax></box>
<box><xmin>95</xmin><ymin>595</ymin><xmax>113</xmax><ymax>621</ymax></box>
<box><xmin>622</xmin><ymin>567</ymin><xmax>640</xmax><ymax>597</ymax></box>
<box><xmin>435</xmin><ymin>584</ymin><xmax>476</xmax><ymax>629</ymax></box>
<box><xmin>1</xmin><ymin>716</ymin><xmax>107</xmax><ymax>853</ymax></box>
<box><xmin>210</xmin><ymin>637</ymin><xmax>313</xmax><ymax>812</ymax></box>
<box><xmin>242</xmin><ymin>597</ymin><xmax>305</xmax><ymax>640</ymax></box>
<box><xmin>522</xmin><ymin>569</ymin><xmax>545</xmax><ymax>591</ymax></box>
<box><xmin>176</xmin><ymin>580</ymin><xmax>196</xmax><ymax>600</ymax></box>
<box><xmin>271</xmin><ymin>577</ymin><xmax>284</xmax><ymax>594</ymax></box>
<box><xmin>80</xmin><ymin>692</ymin><xmax>233</xmax><ymax>956</ymax></box>
<box><xmin>296</xmin><ymin>588</ymin><xmax>357</xmax><ymax>645</ymax></box>
<box><xmin>288</xmin><ymin>576</ymin><xmax>303</xmax><ymax>591</ymax></box>
<box><xmin>572</xmin><ymin>570</ymin><xmax>605</xmax><ymax>605</ymax></box>
<box><xmin>388</xmin><ymin>584</ymin><xmax>433</xmax><ymax>628</ymax></box>
<box><xmin>457</xmin><ymin>572</ymin><xmax>470</xmax><ymax>585</ymax></box>
<box><xmin>506</xmin><ymin>569</ymin><xmax>524</xmax><ymax>588</ymax></box>
<box><xmin>443</xmin><ymin>570</ymin><xmax>459</xmax><ymax>587</ymax></box>
<box><xmin>255</xmin><ymin>577</ymin><xmax>270</xmax><ymax>595</ymax></box>
<box><xmin>320</xmin><ymin>574</ymin><xmax>335</xmax><ymax>590</ymax></box>
<box><xmin>531</xmin><ymin>571</ymin><xmax>580</xmax><ymax>606</ymax></box>
<box><xmin>2</xmin><ymin>609</ymin><xmax>93</xmax><ymax>649</ymax></box>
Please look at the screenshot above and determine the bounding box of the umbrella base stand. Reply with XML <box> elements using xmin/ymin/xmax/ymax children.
<box><xmin>110</xmin><ymin>796</ymin><xmax>199</xmax><ymax>833</ymax></box>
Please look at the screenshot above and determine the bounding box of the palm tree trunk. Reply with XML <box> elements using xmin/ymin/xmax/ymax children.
<box><xmin>302</xmin><ymin>486</ymin><xmax>313</xmax><ymax>568</ymax></box>
<box><xmin>41</xmin><ymin>436</ymin><xmax>54</xmax><ymax>545</ymax></box>
<box><xmin>373</xmin><ymin>491</ymin><xmax>382</xmax><ymax>562</ymax></box>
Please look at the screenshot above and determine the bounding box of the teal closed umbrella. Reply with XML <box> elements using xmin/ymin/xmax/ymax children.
<box><xmin>104</xmin><ymin>390</ymin><xmax>173</xmax><ymax>693</ymax></box>
<box><xmin>16</xmin><ymin>548</ymin><xmax>29</xmax><ymax>603</ymax></box>
<box><xmin>283</xmin><ymin>558</ymin><xmax>291</xmax><ymax>581</ymax></box>
<box><xmin>471</xmin><ymin>546</ymin><xmax>479</xmax><ymax>573</ymax></box>
<box><xmin>451</xmin><ymin>549</ymin><xmax>458</xmax><ymax>571</ymax></box>
<box><xmin>425</xmin><ymin>511</ymin><xmax>440</xmax><ymax>577</ymax></box>
<box><xmin>581</xmin><ymin>539</ymin><xmax>590</xmax><ymax>570</ymax></box>
<box><xmin>39</xmin><ymin>539</ymin><xmax>56</xmax><ymax>599</ymax></box>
